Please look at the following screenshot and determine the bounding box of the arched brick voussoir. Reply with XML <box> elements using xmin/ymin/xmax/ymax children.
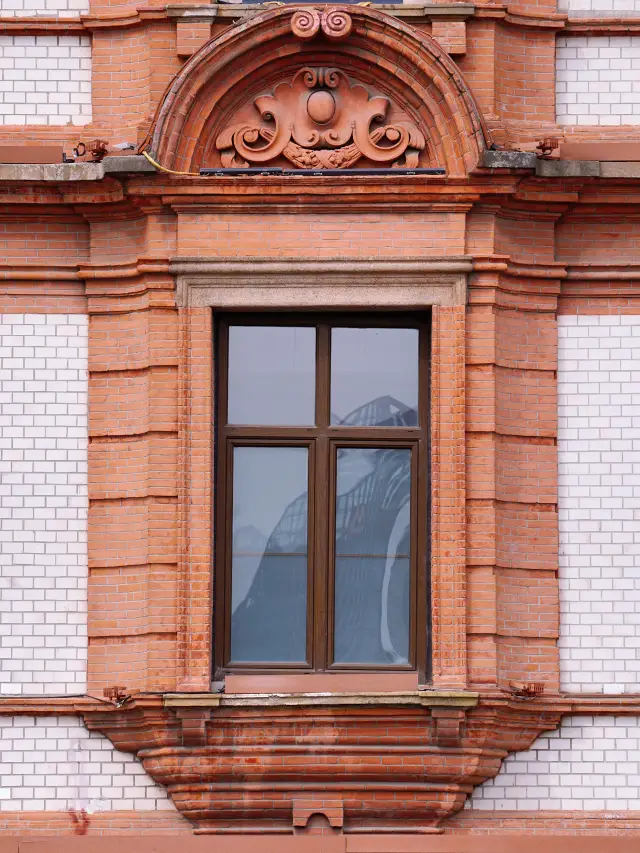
<box><xmin>146</xmin><ymin>5</ymin><xmax>490</xmax><ymax>176</ymax></box>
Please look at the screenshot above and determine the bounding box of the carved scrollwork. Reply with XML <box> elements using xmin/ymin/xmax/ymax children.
<box><xmin>290</xmin><ymin>6</ymin><xmax>353</xmax><ymax>42</ymax></box>
<box><xmin>290</xmin><ymin>7</ymin><xmax>321</xmax><ymax>40</ymax></box>
<box><xmin>215</xmin><ymin>67</ymin><xmax>426</xmax><ymax>170</ymax></box>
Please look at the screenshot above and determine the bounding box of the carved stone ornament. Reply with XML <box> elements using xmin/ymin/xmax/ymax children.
<box><xmin>215</xmin><ymin>67</ymin><xmax>427</xmax><ymax>170</ymax></box>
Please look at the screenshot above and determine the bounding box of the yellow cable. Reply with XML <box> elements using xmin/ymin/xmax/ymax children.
<box><xmin>141</xmin><ymin>150</ymin><xmax>200</xmax><ymax>176</ymax></box>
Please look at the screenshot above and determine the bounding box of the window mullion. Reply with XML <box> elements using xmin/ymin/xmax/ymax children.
<box><xmin>313</xmin><ymin>434</ymin><xmax>330</xmax><ymax>671</ymax></box>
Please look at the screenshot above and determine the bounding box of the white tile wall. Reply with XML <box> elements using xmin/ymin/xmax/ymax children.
<box><xmin>558</xmin><ymin>314</ymin><xmax>640</xmax><ymax>694</ymax></box>
<box><xmin>469</xmin><ymin>716</ymin><xmax>640</xmax><ymax>810</ymax></box>
<box><xmin>557</xmin><ymin>37</ymin><xmax>640</xmax><ymax>126</ymax></box>
<box><xmin>0</xmin><ymin>36</ymin><xmax>91</xmax><ymax>126</ymax></box>
<box><xmin>0</xmin><ymin>716</ymin><xmax>176</xmax><ymax>811</ymax></box>
<box><xmin>0</xmin><ymin>0</ymin><xmax>89</xmax><ymax>16</ymax></box>
<box><xmin>559</xmin><ymin>0</ymin><xmax>640</xmax><ymax>16</ymax></box>
<box><xmin>0</xmin><ymin>315</ymin><xmax>88</xmax><ymax>696</ymax></box>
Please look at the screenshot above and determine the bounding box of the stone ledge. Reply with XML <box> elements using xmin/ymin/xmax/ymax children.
<box><xmin>481</xmin><ymin>150</ymin><xmax>537</xmax><ymax>170</ymax></box>
<box><xmin>536</xmin><ymin>159</ymin><xmax>600</xmax><ymax>178</ymax></box>
<box><xmin>163</xmin><ymin>690</ymin><xmax>480</xmax><ymax>709</ymax></box>
<box><xmin>0</xmin><ymin>156</ymin><xmax>155</xmax><ymax>182</ymax></box>
<box><xmin>103</xmin><ymin>155</ymin><xmax>157</xmax><ymax>174</ymax></box>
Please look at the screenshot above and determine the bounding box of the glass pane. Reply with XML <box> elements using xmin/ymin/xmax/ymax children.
<box><xmin>227</xmin><ymin>326</ymin><xmax>316</xmax><ymax>425</ymax></box>
<box><xmin>331</xmin><ymin>328</ymin><xmax>419</xmax><ymax>426</ymax></box>
<box><xmin>230</xmin><ymin>446</ymin><xmax>308</xmax><ymax>663</ymax></box>
<box><xmin>334</xmin><ymin>448</ymin><xmax>411</xmax><ymax>665</ymax></box>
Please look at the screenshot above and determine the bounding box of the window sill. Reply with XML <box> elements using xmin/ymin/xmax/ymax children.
<box><xmin>163</xmin><ymin>689</ymin><xmax>479</xmax><ymax>709</ymax></box>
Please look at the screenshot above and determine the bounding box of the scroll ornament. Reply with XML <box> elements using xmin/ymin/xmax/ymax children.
<box><xmin>215</xmin><ymin>68</ymin><xmax>426</xmax><ymax>170</ymax></box>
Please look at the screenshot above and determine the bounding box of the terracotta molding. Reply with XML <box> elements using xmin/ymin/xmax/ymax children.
<box><xmin>473</xmin><ymin>257</ymin><xmax>567</xmax><ymax>281</ymax></box>
<box><xmin>565</xmin><ymin>263</ymin><xmax>640</xmax><ymax>281</ymax></box>
<box><xmin>0</xmin><ymin>696</ymin><xmax>111</xmax><ymax>715</ymax></box>
<box><xmin>0</xmin><ymin>264</ymin><xmax>80</xmax><ymax>280</ymax></box>
<box><xmin>81</xmin><ymin>8</ymin><xmax>167</xmax><ymax>30</ymax></box>
<box><xmin>0</xmin><ymin>16</ymin><xmax>85</xmax><ymax>35</ymax></box>
<box><xmin>172</xmin><ymin>258</ymin><xmax>471</xmax><ymax>310</ymax></box>
<box><xmin>474</xmin><ymin>5</ymin><xmax>567</xmax><ymax>28</ymax></box>
<box><xmin>564</xmin><ymin>16</ymin><xmax>640</xmax><ymax>35</ymax></box>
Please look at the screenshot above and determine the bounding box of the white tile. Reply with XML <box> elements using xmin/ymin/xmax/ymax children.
<box><xmin>470</xmin><ymin>716</ymin><xmax>640</xmax><ymax>810</ymax></box>
<box><xmin>557</xmin><ymin>37</ymin><xmax>640</xmax><ymax>125</ymax></box>
<box><xmin>0</xmin><ymin>716</ymin><xmax>175</xmax><ymax>812</ymax></box>
<box><xmin>0</xmin><ymin>315</ymin><xmax>88</xmax><ymax>696</ymax></box>
<box><xmin>0</xmin><ymin>37</ymin><xmax>90</xmax><ymax>125</ymax></box>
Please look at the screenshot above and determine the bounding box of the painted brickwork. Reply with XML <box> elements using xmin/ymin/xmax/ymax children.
<box><xmin>0</xmin><ymin>36</ymin><xmax>91</xmax><ymax>126</ymax></box>
<box><xmin>557</xmin><ymin>37</ymin><xmax>640</xmax><ymax>125</ymax></box>
<box><xmin>558</xmin><ymin>314</ymin><xmax>640</xmax><ymax>693</ymax></box>
<box><xmin>0</xmin><ymin>314</ymin><xmax>88</xmax><ymax>696</ymax></box>
<box><xmin>0</xmin><ymin>716</ymin><xmax>175</xmax><ymax>812</ymax></box>
<box><xmin>469</xmin><ymin>715</ymin><xmax>640</xmax><ymax>810</ymax></box>
<box><xmin>0</xmin><ymin>0</ymin><xmax>88</xmax><ymax>16</ymax></box>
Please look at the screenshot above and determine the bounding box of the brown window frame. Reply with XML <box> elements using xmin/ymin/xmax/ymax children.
<box><xmin>214</xmin><ymin>312</ymin><xmax>431</xmax><ymax>681</ymax></box>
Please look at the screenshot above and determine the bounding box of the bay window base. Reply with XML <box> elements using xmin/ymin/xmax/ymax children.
<box><xmin>83</xmin><ymin>694</ymin><xmax>561</xmax><ymax>833</ymax></box>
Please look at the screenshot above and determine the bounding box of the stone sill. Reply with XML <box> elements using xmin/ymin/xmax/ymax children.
<box><xmin>166</xmin><ymin>3</ymin><xmax>476</xmax><ymax>22</ymax></box>
<box><xmin>163</xmin><ymin>689</ymin><xmax>480</xmax><ymax>709</ymax></box>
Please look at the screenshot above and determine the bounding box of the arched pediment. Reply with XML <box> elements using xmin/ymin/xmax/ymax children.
<box><xmin>146</xmin><ymin>5</ymin><xmax>490</xmax><ymax>177</ymax></box>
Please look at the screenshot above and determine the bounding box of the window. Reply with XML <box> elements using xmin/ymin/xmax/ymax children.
<box><xmin>214</xmin><ymin>314</ymin><xmax>430</xmax><ymax>678</ymax></box>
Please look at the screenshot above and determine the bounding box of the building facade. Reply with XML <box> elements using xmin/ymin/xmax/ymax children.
<box><xmin>1</xmin><ymin>0</ymin><xmax>640</xmax><ymax>849</ymax></box>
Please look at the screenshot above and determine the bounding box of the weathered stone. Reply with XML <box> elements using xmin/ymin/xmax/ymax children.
<box><xmin>482</xmin><ymin>150</ymin><xmax>537</xmax><ymax>170</ymax></box>
<box><xmin>536</xmin><ymin>159</ymin><xmax>600</xmax><ymax>178</ymax></box>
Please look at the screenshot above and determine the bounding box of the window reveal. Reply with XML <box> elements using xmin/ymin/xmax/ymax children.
<box><xmin>214</xmin><ymin>315</ymin><xmax>430</xmax><ymax>677</ymax></box>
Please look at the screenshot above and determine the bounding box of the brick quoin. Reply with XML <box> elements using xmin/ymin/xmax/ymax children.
<box><xmin>0</xmin><ymin>0</ymin><xmax>640</xmax><ymax>846</ymax></box>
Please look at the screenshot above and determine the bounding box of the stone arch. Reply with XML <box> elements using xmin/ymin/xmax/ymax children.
<box><xmin>146</xmin><ymin>5</ymin><xmax>490</xmax><ymax>176</ymax></box>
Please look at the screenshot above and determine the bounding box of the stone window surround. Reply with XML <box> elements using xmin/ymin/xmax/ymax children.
<box><xmin>171</xmin><ymin>256</ymin><xmax>469</xmax><ymax>693</ymax></box>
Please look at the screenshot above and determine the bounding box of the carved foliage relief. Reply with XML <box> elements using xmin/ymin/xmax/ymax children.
<box><xmin>215</xmin><ymin>67</ymin><xmax>428</xmax><ymax>170</ymax></box>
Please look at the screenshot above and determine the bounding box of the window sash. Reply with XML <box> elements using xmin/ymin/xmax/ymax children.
<box><xmin>214</xmin><ymin>314</ymin><xmax>430</xmax><ymax>678</ymax></box>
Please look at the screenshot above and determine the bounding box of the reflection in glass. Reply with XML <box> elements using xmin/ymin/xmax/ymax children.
<box><xmin>227</xmin><ymin>326</ymin><xmax>316</xmax><ymax>425</ymax></box>
<box><xmin>334</xmin><ymin>448</ymin><xmax>411</xmax><ymax>665</ymax></box>
<box><xmin>331</xmin><ymin>328</ymin><xmax>419</xmax><ymax>426</ymax></box>
<box><xmin>230</xmin><ymin>446</ymin><xmax>308</xmax><ymax>662</ymax></box>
